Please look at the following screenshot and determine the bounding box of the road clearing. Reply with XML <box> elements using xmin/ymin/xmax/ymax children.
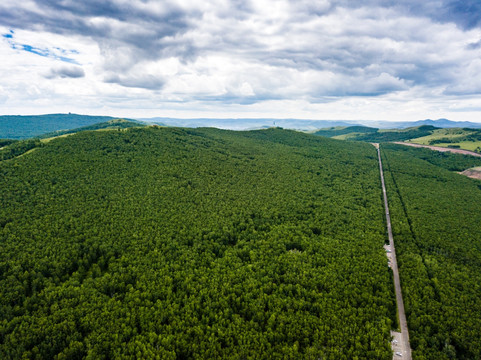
<box><xmin>375</xmin><ymin>143</ymin><xmax>412</xmax><ymax>360</ymax></box>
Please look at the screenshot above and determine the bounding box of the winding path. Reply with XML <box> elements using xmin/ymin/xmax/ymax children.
<box><xmin>375</xmin><ymin>143</ymin><xmax>412</xmax><ymax>360</ymax></box>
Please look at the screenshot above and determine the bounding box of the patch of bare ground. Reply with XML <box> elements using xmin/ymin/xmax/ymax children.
<box><xmin>391</xmin><ymin>331</ymin><xmax>405</xmax><ymax>359</ymax></box>
<box><xmin>459</xmin><ymin>168</ymin><xmax>481</xmax><ymax>180</ymax></box>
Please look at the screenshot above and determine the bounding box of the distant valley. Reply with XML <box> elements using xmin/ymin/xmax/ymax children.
<box><xmin>313</xmin><ymin>125</ymin><xmax>481</xmax><ymax>153</ymax></box>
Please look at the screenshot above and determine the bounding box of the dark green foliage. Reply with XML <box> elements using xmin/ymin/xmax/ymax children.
<box><xmin>0</xmin><ymin>114</ymin><xmax>132</xmax><ymax>139</ymax></box>
<box><xmin>313</xmin><ymin>126</ymin><xmax>378</xmax><ymax>138</ymax></box>
<box><xmin>382</xmin><ymin>143</ymin><xmax>481</xmax><ymax>171</ymax></box>
<box><xmin>381</xmin><ymin>145</ymin><xmax>481</xmax><ymax>360</ymax></box>
<box><xmin>428</xmin><ymin>138</ymin><xmax>455</xmax><ymax>145</ymax></box>
<box><xmin>0</xmin><ymin>139</ymin><xmax>18</xmax><ymax>147</ymax></box>
<box><xmin>0</xmin><ymin>139</ymin><xmax>42</xmax><ymax>161</ymax></box>
<box><xmin>0</xmin><ymin>127</ymin><xmax>395</xmax><ymax>359</ymax></box>
<box><xmin>38</xmin><ymin>119</ymin><xmax>145</xmax><ymax>139</ymax></box>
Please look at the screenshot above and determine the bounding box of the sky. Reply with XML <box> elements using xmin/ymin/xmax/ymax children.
<box><xmin>1</xmin><ymin>0</ymin><xmax>481</xmax><ymax>122</ymax></box>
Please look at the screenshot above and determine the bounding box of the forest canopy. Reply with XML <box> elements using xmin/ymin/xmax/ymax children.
<box><xmin>381</xmin><ymin>143</ymin><xmax>481</xmax><ymax>360</ymax></box>
<box><xmin>0</xmin><ymin>127</ymin><xmax>395</xmax><ymax>359</ymax></box>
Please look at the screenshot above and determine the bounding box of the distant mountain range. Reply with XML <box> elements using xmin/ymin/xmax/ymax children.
<box><xmin>375</xmin><ymin>118</ymin><xmax>481</xmax><ymax>129</ymax></box>
<box><xmin>2</xmin><ymin>113</ymin><xmax>481</xmax><ymax>139</ymax></box>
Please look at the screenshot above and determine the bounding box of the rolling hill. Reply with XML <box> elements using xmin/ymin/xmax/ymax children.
<box><xmin>314</xmin><ymin>124</ymin><xmax>481</xmax><ymax>153</ymax></box>
<box><xmin>1</xmin><ymin>126</ymin><xmax>481</xmax><ymax>359</ymax></box>
<box><xmin>38</xmin><ymin>119</ymin><xmax>146</xmax><ymax>140</ymax></box>
<box><xmin>1</xmin><ymin>126</ymin><xmax>395</xmax><ymax>359</ymax></box>
<box><xmin>2</xmin><ymin>113</ymin><xmax>481</xmax><ymax>139</ymax></box>
<box><xmin>0</xmin><ymin>114</ymin><xmax>141</xmax><ymax>139</ymax></box>
<box><xmin>404</xmin><ymin>127</ymin><xmax>481</xmax><ymax>152</ymax></box>
<box><xmin>0</xmin><ymin>119</ymin><xmax>146</xmax><ymax>161</ymax></box>
<box><xmin>312</xmin><ymin>125</ymin><xmax>378</xmax><ymax>138</ymax></box>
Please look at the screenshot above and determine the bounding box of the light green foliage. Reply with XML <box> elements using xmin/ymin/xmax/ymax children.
<box><xmin>381</xmin><ymin>144</ymin><xmax>481</xmax><ymax>360</ymax></box>
<box><xmin>315</xmin><ymin>125</ymin><xmax>438</xmax><ymax>143</ymax></box>
<box><xmin>313</xmin><ymin>126</ymin><xmax>378</xmax><ymax>138</ymax></box>
<box><xmin>0</xmin><ymin>127</ymin><xmax>395</xmax><ymax>359</ymax></box>
<box><xmin>408</xmin><ymin>128</ymin><xmax>481</xmax><ymax>151</ymax></box>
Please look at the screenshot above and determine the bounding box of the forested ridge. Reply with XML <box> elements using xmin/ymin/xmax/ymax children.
<box><xmin>381</xmin><ymin>143</ymin><xmax>481</xmax><ymax>359</ymax></box>
<box><xmin>0</xmin><ymin>114</ymin><xmax>126</xmax><ymax>139</ymax></box>
<box><xmin>0</xmin><ymin>127</ymin><xmax>396</xmax><ymax>359</ymax></box>
<box><xmin>37</xmin><ymin>119</ymin><xmax>145</xmax><ymax>140</ymax></box>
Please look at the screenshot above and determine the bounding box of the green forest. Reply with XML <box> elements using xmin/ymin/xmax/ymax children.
<box><xmin>0</xmin><ymin>139</ymin><xmax>43</xmax><ymax>161</ymax></box>
<box><xmin>0</xmin><ymin>127</ymin><xmax>396</xmax><ymax>359</ymax></box>
<box><xmin>2</xmin><ymin>126</ymin><xmax>481</xmax><ymax>359</ymax></box>
<box><xmin>381</xmin><ymin>143</ymin><xmax>481</xmax><ymax>359</ymax></box>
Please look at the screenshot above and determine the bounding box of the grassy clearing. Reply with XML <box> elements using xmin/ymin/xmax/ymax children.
<box><xmin>41</xmin><ymin>133</ymin><xmax>75</xmax><ymax>143</ymax></box>
<box><xmin>15</xmin><ymin>148</ymin><xmax>39</xmax><ymax>158</ymax></box>
<box><xmin>407</xmin><ymin>128</ymin><xmax>481</xmax><ymax>151</ymax></box>
<box><xmin>406</xmin><ymin>128</ymin><xmax>473</xmax><ymax>144</ymax></box>
<box><xmin>332</xmin><ymin>132</ymin><xmax>368</xmax><ymax>140</ymax></box>
<box><xmin>407</xmin><ymin>140</ymin><xmax>481</xmax><ymax>151</ymax></box>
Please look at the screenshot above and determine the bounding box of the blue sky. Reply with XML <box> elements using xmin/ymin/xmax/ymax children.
<box><xmin>1</xmin><ymin>0</ymin><xmax>481</xmax><ymax>122</ymax></box>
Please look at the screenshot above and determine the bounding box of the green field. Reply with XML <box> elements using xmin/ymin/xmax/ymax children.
<box><xmin>315</xmin><ymin>125</ymin><xmax>481</xmax><ymax>152</ymax></box>
<box><xmin>312</xmin><ymin>126</ymin><xmax>378</xmax><ymax>139</ymax></box>
<box><xmin>406</xmin><ymin>128</ymin><xmax>471</xmax><ymax>144</ymax></box>
<box><xmin>406</xmin><ymin>128</ymin><xmax>481</xmax><ymax>151</ymax></box>
<box><xmin>315</xmin><ymin>125</ymin><xmax>439</xmax><ymax>143</ymax></box>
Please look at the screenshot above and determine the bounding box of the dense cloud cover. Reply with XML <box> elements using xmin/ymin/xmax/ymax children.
<box><xmin>1</xmin><ymin>0</ymin><xmax>481</xmax><ymax>120</ymax></box>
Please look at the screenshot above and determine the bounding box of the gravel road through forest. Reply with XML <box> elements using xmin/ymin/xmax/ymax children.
<box><xmin>375</xmin><ymin>144</ymin><xmax>412</xmax><ymax>360</ymax></box>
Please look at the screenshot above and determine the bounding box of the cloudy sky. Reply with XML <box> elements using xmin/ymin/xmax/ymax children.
<box><xmin>1</xmin><ymin>0</ymin><xmax>481</xmax><ymax>122</ymax></box>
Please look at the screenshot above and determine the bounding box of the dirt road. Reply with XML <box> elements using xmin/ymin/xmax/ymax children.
<box><xmin>393</xmin><ymin>142</ymin><xmax>481</xmax><ymax>157</ymax></box>
<box><xmin>377</xmin><ymin>145</ymin><xmax>412</xmax><ymax>360</ymax></box>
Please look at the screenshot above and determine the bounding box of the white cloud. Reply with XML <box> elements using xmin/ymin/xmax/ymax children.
<box><xmin>1</xmin><ymin>1</ymin><xmax>481</xmax><ymax>121</ymax></box>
